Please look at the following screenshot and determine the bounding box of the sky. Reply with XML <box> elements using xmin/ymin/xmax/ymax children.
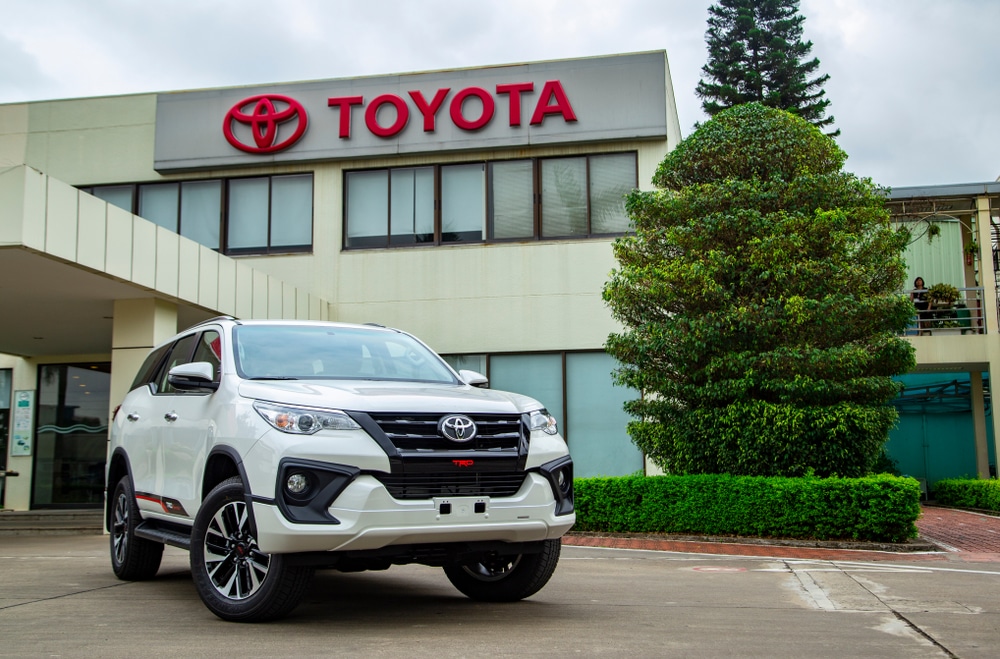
<box><xmin>0</xmin><ymin>0</ymin><xmax>996</xmax><ymax>189</ymax></box>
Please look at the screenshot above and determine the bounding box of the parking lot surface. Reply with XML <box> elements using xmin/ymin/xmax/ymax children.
<box><xmin>1</xmin><ymin>532</ymin><xmax>998</xmax><ymax>658</ymax></box>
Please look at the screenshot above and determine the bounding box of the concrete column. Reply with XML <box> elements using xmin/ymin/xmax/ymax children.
<box><xmin>975</xmin><ymin>195</ymin><xmax>1000</xmax><ymax>478</ymax></box>
<box><xmin>1</xmin><ymin>355</ymin><xmax>35</xmax><ymax>511</ymax></box>
<box><xmin>108</xmin><ymin>299</ymin><xmax>177</xmax><ymax>419</ymax></box>
<box><xmin>975</xmin><ymin>196</ymin><xmax>998</xmax><ymax>333</ymax></box>
<box><xmin>970</xmin><ymin>371</ymin><xmax>990</xmax><ymax>478</ymax></box>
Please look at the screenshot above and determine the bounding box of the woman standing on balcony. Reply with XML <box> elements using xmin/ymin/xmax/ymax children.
<box><xmin>911</xmin><ymin>276</ymin><xmax>930</xmax><ymax>335</ymax></box>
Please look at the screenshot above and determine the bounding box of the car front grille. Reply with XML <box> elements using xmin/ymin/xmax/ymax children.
<box><xmin>367</xmin><ymin>413</ymin><xmax>524</xmax><ymax>450</ymax></box>
<box><xmin>372</xmin><ymin>472</ymin><xmax>528</xmax><ymax>500</ymax></box>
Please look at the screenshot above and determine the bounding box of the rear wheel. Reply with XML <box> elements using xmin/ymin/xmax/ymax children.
<box><xmin>189</xmin><ymin>476</ymin><xmax>313</xmax><ymax>622</ymax></box>
<box><xmin>443</xmin><ymin>539</ymin><xmax>561</xmax><ymax>602</ymax></box>
<box><xmin>109</xmin><ymin>475</ymin><xmax>163</xmax><ymax>580</ymax></box>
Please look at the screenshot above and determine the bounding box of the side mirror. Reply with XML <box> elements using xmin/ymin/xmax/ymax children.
<box><xmin>168</xmin><ymin>362</ymin><xmax>219</xmax><ymax>392</ymax></box>
<box><xmin>459</xmin><ymin>369</ymin><xmax>489</xmax><ymax>388</ymax></box>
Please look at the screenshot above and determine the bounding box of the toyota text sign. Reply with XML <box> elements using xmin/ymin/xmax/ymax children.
<box><xmin>154</xmin><ymin>52</ymin><xmax>669</xmax><ymax>171</ymax></box>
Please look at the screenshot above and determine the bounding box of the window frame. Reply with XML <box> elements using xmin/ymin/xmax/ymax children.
<box><xmin>80</xmin><ymin>172</ymin><xmax>315</xmax><ymax>256</ymax></box>
<box><xmin>342</xmin><ymin>151</ymin><xmax>638</xmax><ymax>250</ymax></box>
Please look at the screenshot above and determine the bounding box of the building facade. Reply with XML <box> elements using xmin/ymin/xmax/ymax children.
<box><xmin>0</xmin><ymin>52</ymin><xmax>682</xmax><ymax>510</ymax></box>
<box><xmin>887</xmin><ymin>183</ymin><xmax>1000</xmax><ymax>488</ymax></box>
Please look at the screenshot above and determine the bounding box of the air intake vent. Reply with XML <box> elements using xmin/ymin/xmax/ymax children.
<box><xmin>373</xmin><ymin>472</ymin><xmax>527</xmax><ymax>500</ymax></box>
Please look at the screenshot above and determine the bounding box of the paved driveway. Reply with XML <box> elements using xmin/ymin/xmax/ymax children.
<box><xmin>1</xmin><ymin>533</ymin><xmax>997</xmax><ymax>658</ymax></box>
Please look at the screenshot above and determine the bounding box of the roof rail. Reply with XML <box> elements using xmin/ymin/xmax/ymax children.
<box><xmin>179</xmin><ymin>315</ymin><xmax>239</xmax><ymax>333</ymax></box>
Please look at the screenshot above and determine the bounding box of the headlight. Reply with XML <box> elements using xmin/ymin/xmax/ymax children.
<box><xmin>528</xmin><ymin>409</ymin><xmax>559</xmax><ymax>435</ymax></box>
<box><xmin>253</xmin><ymin>401</ymin><xmax>361</xmax><ymax>434</ymax></box>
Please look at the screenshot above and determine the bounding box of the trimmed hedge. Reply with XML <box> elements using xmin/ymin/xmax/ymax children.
<box><xmin>574</xmin><ymin>474</ymin><xmax>921</xmax><ymax>542</ymax></box>
<box><xmin>933</xmin><ymin>478</ymin><xmax>1000</xmax><ymax>512</ymax></box>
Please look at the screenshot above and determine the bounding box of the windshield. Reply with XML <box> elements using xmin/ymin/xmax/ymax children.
<box><xmin>233</xmin><ymin>325</ymin><xmax>458</xmax><ymax>383</ymax></box>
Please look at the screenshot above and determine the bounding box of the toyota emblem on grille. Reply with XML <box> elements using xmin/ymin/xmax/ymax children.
<box><xmin>439</xmin><ymin>415</ymin><xmax>477</xmax><ymax>442</ymax></box>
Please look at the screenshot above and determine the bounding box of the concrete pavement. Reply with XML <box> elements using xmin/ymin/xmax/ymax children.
<box><xmin>2</xmin><ymin>515</ymin><xmax>999</xmax><ymax>658</ymax></box>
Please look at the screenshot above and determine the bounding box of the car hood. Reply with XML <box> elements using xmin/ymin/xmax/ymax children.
<box><xmin>237</xmin><ymin>378</ymin><xmax>541</xmax><ymax>415</ymax></box>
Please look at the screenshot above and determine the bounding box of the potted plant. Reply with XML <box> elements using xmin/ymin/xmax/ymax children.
<box><xmin>927</xmin><ymin>283</ymin><xmax>960</xmax><ymax>308</ymax></box>
<box><xmin>965</xmin><ymin>240</ymin><xmax>979</xmax><ymax>265</ymax></box>
<box><xmin>927</xmin><ymin>283</ymin><xmax>962</xmax><ymax>333</ymax></box>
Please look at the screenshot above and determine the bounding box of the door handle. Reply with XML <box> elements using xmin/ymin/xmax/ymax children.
<box><xmin>164</xmin><ymin>412</ymin><xmax>178</xmax><ymax>422</ymax></box>
<box><xmin>126</xmin><ymin>413</ymin><xmax>140</xmax><ymax>422</ymax></box>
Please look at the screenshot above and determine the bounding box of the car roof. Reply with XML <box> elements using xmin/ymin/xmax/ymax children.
<box><xmin>179</xmin><ymin>317</ymin><xmax>397</xmax><ymax>335</ymax></box>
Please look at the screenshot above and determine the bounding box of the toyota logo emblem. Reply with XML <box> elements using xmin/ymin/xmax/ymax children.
<box><xmin>223</xmin><ymin>94</ymin><xmax>308</xmax><ymax>154</ymax></box>
<box><xmin>439</xmin><ymin>415</ymin><xmax>477</xmax><ymax>443</ymax></box>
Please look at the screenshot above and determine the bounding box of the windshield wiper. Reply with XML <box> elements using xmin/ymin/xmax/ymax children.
<box><xmin>248</xmin><ymin>376</ymin><xmax>299</xmax><ymax>380</ymax></box>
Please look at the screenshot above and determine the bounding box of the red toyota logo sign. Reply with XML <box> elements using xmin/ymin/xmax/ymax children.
<box><xmin>223</xmin><ymin>94</ymin><xmax>307</xmax><ymax>153</ymax></box>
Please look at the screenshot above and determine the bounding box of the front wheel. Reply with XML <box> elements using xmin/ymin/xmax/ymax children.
<box><xmin>443</xmin><ymin>539</ymin><xmax>561</xmax><ymax>602</ymax></box>
<box><xmin>189</xmin><ymin>476</ymin><xmax>313</xmax><ymax>622</ymax></box>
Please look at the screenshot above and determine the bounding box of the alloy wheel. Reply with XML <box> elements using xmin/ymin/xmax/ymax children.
<box><xmin>202</xmin><ymin>500</ymin><xmax>271</xmax><ymax>600</ymax></box>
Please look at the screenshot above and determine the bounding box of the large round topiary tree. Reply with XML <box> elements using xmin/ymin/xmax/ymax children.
<box><xmin>603</xmin><ymin>103</ymin><xmax>915</xmax><ymax>478</ymax></box>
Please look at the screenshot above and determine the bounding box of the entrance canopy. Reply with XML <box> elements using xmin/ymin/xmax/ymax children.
<box><xmin>0</xmin><ymin>165</ymin><xmax>331</xmax><ymax>358</ymax></box>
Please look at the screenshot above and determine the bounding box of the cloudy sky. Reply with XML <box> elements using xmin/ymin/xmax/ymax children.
<box><xmin>0</xmin><ymin>0</ymin><xmax>996</xmax><ymax>188</ymax></box>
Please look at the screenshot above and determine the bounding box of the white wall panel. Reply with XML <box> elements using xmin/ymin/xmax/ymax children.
<box><xmin>177</xmin><ymin>238</ymin><xmax>200</xmax><ymax>301</ymax></box>
<box><xmin>198</xmin><ymin>246</ymin><xmax>219</xmax><ymax>309</ymax></box>
<box><xmin>216</xmin><ymin>256</ymin><xmax>236</xmax><ymax>317</ymax></box>
<box><xmin>104</xmin><ymin>204</ymin><xmax>133</xmax><ymax>280</ymax></box>
<box><xmin>44</xmin><ymin>177</ymin><xmax>78</xmax><ymax>260</ymax></box>
<box><xmin>155</xmin><ymin>227</ymin><xmax>179</xmax><ymax>297</ymax></box>
<box><xmin>130</xmin><ymin>217</ymin><xmax>157</xmax><ymax>288</ymax></box>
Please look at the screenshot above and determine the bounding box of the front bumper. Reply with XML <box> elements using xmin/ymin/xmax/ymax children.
<box><xmin>253</xmin><ymin>471</ymin><xmax>575</xmax><ymax>554</ymax></box>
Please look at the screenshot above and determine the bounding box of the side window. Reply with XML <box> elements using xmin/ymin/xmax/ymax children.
<box><xmin>131</xmin><ymin>344</ymin><xmax>170</xmax><ymax>393</ymax></box>
<box><xmin>190</xmin><ymin>331</ymin><xmax>222</xmax><ymax>384</ymax></box>
<box><xmin>155</xmin><ymin>334</ymin><xmax>199</xmax><ymax>395</ymax></box>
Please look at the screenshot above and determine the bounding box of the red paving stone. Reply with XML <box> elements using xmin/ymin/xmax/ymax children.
<box><xmin>916</xmin><ymin>504</ymin><xmax>1000</xmax><ymax>555</ymax></box>
<box><xmin>563</xmin><ymin>505</ymin><xmax>1000</xmax><ymax>563</ymax></box>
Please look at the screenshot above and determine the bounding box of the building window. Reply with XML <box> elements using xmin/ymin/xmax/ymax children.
<box><xmin>588</xmin><ymin>153</ymin><xmax>636</xmax><ymax>234</ymax></box>
<box><xmin>442</xmin><ymin>163</ymin><xmax>486</xmax><ymax>243</ymax></box>
<box><xmin>91</xmin><ymin>185</ymin><xmax>134</xmax><ymax>213</ymax></box>
<box><xmin>81</xmin><ymin>173</ymin><xmax>313</xmax><ymax>255</ymax></box>
<box><xmin>343</xmin><ymin>152</ymin><xmax>636</xmax><ymax>249</ymax></box>
<box><xmin>227</xmin><ymin>174</ymin><xmax>312</xmax><ymax>254</ymax></box>
<box><xmin>489</xmin><ymin>160</ymin><xmax>535</xmax><ymax>239</ymax></box>
<box><xmin>138</xmin><ymin>179</ymin><xmax>225</xmax><ymax>248</ymax></box>
<box><xmin>442</xmin><ymin>350</ymin><xmax>643</xmax><ymax>478</ymax></box>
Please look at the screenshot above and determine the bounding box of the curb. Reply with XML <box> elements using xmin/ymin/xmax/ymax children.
<box><xmin>565</xmin><ymin>531</ymin><xmax>940</xmax><ymax>554</ymax></box>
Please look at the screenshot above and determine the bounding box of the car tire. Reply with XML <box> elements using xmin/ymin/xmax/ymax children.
<box><xmin>443</xmin><ymin>539</ymin><xmax>561</xmax><ymax>602</ymax></box>
<box><xmin>189</xmin><ymin>476</ymin><xmax>314</xmax><ymax>622</ymax></box>
<box><xmin>110</xmin><ymin>475</ymin><xmax>164</xmax><ymax>580</ymax></box>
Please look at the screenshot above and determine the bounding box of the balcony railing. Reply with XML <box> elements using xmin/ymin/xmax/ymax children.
<box><xmin>904</xmin><ymin>287</ymin><xmax>986</xmax><ymax>336</ymax></box>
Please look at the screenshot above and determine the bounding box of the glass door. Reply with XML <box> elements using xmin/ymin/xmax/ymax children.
<box><xmin>31</xmin><ymin>363</ymin><xmax>111</xmax><ymax>509</ymax></box>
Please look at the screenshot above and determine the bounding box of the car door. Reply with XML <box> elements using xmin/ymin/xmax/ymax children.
<box><xmin>156</xmin><ymin>329</ymin><xmax>222</xmax><ymax>519</ymax></box>
<box><xmin>118</xmin><ymin>344</ymin><xmax>171</xmax><ymax>504</ymax></box>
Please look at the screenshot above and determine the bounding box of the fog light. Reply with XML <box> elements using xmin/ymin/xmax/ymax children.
<box><xmin>286</xmin><ymin>472</ymin><xmax>310</xmax><ymax>495</ymax></box>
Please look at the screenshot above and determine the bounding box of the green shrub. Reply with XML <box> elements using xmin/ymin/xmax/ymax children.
<box><xmin>933</xmin><ymin>478</ymin><xmax>1000</xmax><ymax>512</ymax></box>
<box><xmin>574</xmin><ymin>473</ymin><xmax>920</xmax><ymax>542</ymax></box>
<box><xmin>604</xmin><ymin>104</ymin><xmax>915</xmax><ymax>479</ymax></box>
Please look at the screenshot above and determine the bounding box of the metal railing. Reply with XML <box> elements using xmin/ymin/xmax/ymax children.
<box><xmin>904</xmin><ymin>287</ymin><xmax>986</xmax><ymax>336</ymax></box>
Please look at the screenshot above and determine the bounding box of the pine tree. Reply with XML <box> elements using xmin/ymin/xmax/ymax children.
<box><xmin>696</xmin><ymin>0</ymin><xmax>838</xmax><ymax>136</ymax></box>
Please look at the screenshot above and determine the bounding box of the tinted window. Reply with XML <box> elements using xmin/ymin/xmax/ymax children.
<box><xmin>131</xmin><ymin>345</ymin><xmax>170</xmax><ymax>393</ymax></box>
<box><xmin>155</xmin><ymin>334</ymin><xmax>199</xmax><ymax>395</ymax></box>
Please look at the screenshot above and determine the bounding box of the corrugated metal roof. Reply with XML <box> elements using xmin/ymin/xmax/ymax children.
<box><xmin>890</xmin><ymin>181</ymin><xmax>1000</xmax><ymax>199</ymax></box>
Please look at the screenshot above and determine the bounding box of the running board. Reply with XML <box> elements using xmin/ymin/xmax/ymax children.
<box><xmin>134</xmin><ymin>521</ymin><xmax>192</xmax><ymax>550</ymax></box>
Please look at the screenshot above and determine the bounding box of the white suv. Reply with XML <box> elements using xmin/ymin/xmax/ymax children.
<box><xmin>106</xmin><ymin>317</ymin><xmax>574</xmax><ymax>621</ymax></box>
